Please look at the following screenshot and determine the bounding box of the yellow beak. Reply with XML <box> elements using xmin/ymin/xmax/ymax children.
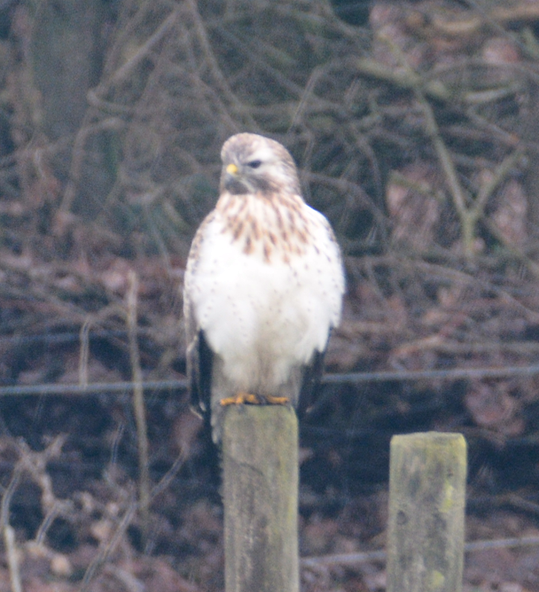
<box><xmin>226</xmin><ymin>163</ymin><xmax>239</xmax><ymax>175</ymax></box>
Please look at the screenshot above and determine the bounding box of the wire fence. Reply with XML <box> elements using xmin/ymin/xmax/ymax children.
<box><xmin>2</xmin><ymin>363</ymin><xmax>539</xmax><ymax>398</ymax></box>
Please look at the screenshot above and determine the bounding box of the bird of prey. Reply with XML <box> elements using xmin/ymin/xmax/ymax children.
<box><xmin>183</xmin><ymin>133</ymin><xmax>344</xmax><ymax>442</ymax></box>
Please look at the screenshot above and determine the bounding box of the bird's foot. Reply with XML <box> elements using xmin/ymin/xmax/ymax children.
<box><xmin>220</xmin><ymin>392</ymin><xmax>261</xmax><ymax>406</ymax></box>
<box><xmin>264</xmin><ymin>395</ymin><xmax>289</xmax><ymax>405</ymax></box>
<box><xmin>220</xmin><ymin>393</ymin><xmax>290</xmax><ymax>406</ymax></box>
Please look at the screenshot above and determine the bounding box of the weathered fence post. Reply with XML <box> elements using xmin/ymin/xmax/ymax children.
<box><xmin>387</xmin><ymin>432</ymin><xmax>467</xmax><ymax>592</ymax></box>
<box><xmin>222</xmin><ymin>405</ymin><xmax>299</xmax><ymax>592</ymax></box>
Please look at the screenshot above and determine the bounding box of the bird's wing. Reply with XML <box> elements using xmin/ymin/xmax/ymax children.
<box><xmin>185</xmin><ymin>295</ymin><xmax>213</xmax><ymax>416</ymax></box>
<box><xmin>297</xmin><ymin>212</ymin><xmax>344</xmax><ymax>415</ymax></box>
<box><xmin>184</xmin><ymin>212</ymin><xmax>217</xmax><ymax>416</ymax></box>
<box><xmin>298</xmin><ymin>342</ymin><xmax>328</xmax><ymax>415</ymax></box>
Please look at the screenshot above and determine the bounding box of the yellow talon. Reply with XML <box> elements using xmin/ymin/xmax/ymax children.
<box><xmin>220</xmin><ymin>392</ymin><xmax>261</xmax><ymax>406</ymax></box>
<box><xmin>265</xmin><ymin>395</ymin><xmax>289</xmax><ymax>405</ymax></box>
<box><xmin>220</xmin><ymin>393</ymin><xmax>289</xmax><ymax>406</ymax></box>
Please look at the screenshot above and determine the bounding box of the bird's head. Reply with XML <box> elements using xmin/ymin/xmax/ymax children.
<box><xmin>220</xmin><ymin>133</ymin><xmax>301</xmax><ymax>197</ymax></box>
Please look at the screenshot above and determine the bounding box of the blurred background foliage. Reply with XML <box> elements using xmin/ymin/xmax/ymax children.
<box><xmin>3</xmin><ymin>0</ymin><xmax>539</xmax><ymax>440</ymax></box>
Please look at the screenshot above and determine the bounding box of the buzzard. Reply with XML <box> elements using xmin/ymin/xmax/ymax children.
<box><xmin>184</xmin><ymin>133</ymin><xmax>344</xmax><ymax>441</ymax></box>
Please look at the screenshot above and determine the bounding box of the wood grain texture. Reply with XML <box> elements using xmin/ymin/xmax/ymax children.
<box><xmin>222</xmin><ymin>405</ymin><xmax>299</xmax><ymax>592</ymax></box>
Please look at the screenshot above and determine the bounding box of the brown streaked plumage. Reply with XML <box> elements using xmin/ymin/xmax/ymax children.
<box><xmin>183</xmin><ymin>133</ymin><xmax>345</xmax><ymax>442</ymax></box>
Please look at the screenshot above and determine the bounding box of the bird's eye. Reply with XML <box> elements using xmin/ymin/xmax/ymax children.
<box><xmin>247</xmin><ymin>160</ymin><xmax>262</xmax><ymax>169</ymax></box>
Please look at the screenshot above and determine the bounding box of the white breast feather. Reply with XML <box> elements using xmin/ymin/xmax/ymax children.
<box><xmin>186</xmin><ymin>204</ymin><xmax>344</xmax><ymax>394</ymax></box>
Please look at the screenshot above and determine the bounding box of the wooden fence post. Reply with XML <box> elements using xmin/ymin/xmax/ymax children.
<box><xmin>387</xmin><ymin>432</ymin><xmax>467</xmax><ymax>592</ymax></box>
<box><xmin>222</xmin><ymin>405</ymin><xmax>299</xmax><ymax>592</ymax></box>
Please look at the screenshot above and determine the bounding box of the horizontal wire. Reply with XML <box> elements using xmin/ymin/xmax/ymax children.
<box><xmin>324</xmin><ymin>364</ymin><xmax>539</xmax><ymax>384</ymax></box>
<box><xmin>0</xmin><ymin>380</ymin><xmax>188</xmax><ymax>397</ymax></box>
<box><xmin>0</xmin><ymin>363</ymin><xmax>539</xmax><ymax>397</ymax></box>
<box><xmin>300</xmin><ymin>535</ymin><xmax>539</xmax><ymax>567</ymax></box>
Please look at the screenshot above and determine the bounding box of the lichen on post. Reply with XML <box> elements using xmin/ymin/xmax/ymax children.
<box><xmin>386</xmin><ymin>432</ymin><xmax>467</xmax><ymax>592</ymax></box>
